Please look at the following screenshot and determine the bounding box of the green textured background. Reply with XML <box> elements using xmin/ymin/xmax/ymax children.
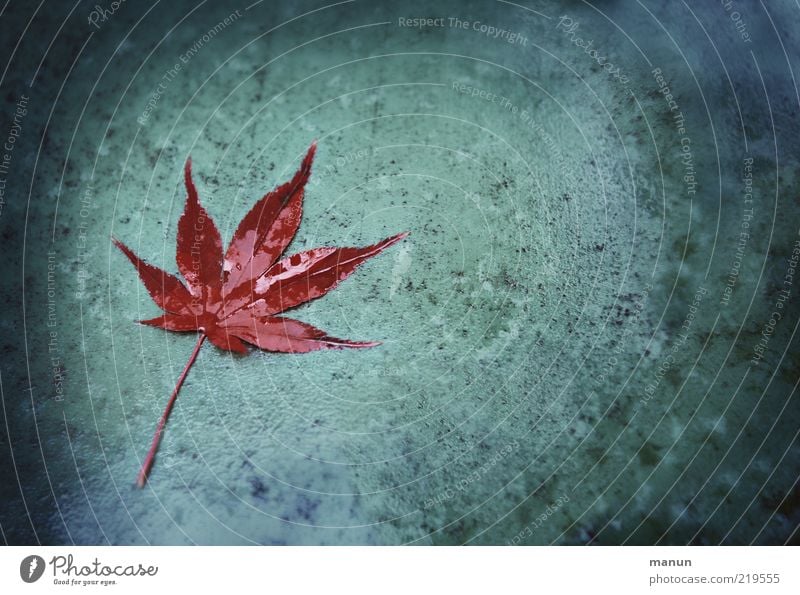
<box><xmin>1</xmin><ymin>0</ymin><xmax>799</xmax><ymax>544</ymax></box>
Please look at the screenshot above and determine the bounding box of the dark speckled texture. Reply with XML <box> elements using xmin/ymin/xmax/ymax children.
<box><xmin>0</xmin><ymin>0</ymin><xmax>798</xmax><ymax>545</ymax></box>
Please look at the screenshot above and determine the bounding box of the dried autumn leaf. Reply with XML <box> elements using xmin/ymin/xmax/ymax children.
<box><xmin>114</xmin><ymin>141</ymin><xmax>408</xmax><ymax>487</ymax></box>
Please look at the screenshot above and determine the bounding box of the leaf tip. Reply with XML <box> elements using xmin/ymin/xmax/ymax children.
<box><xmin>381</xmin><ymin>231</ymin><xmax>410</xmax><ymax>249</ymax></box>
<box><xmin>184</xmin><ymin>157</ymin><xmax>196</xmax><ymax>195</ymax></box>
<box><xmin>111</xmin><ymin>236</ymin><xmax>130</xmax><ymax>256</ymax></box>
<box><xmin>302</xmin><ymin>141</ymin><xmax>317</xmax><ymax>171</ymax></box>
<box><xmin>354</xmin><ymin>340</ymin><xmax>381</xmax><ymax>348</ymax></box>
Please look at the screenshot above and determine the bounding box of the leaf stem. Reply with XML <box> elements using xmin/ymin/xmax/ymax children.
<box><xmin>136</xmin><ymin>332</ymin><xmax>207</xmax><ymax>488</ymax></box>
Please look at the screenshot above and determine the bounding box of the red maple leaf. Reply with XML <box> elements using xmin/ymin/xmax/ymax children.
<box><xmin>113</xmin><ymin>141</ymin><xmax>408</xmax><ymax>487</ymax></box>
